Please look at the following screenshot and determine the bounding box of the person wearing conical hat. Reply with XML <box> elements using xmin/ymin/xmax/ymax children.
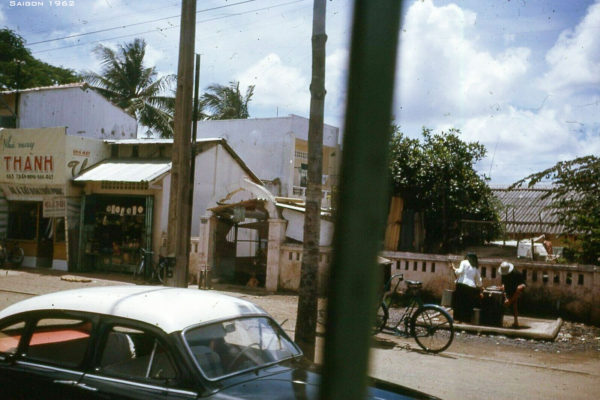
<box><xmin>499</xmin><ymin>261</ymin><xmax>526</xmax><ymax>328</ymax></box>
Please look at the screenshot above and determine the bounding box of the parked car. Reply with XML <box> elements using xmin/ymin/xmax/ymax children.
<box><xmin>0</xmin><ymin>286</ymin><xmax>438</xmax><ymax>399</ymax></box>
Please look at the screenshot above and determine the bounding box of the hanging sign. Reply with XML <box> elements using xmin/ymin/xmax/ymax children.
<box><xmin>43</xmin><ymin>196</ymin><xmax>67</xmax><ymax>218</ymax></box>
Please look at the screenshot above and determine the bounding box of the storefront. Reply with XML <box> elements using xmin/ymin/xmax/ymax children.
<box><xmin>80</xmin><ymin>194</ymin><xmax>153</xmax><ymax>273</ymax></box>
<box><xmin>73</xmin><ymin>159</ymin><xmax>171</xmax><ymax>273</ymax></box>
<box><xmin>0</xmin><ymin>127</ymin><xmax>108</xmax><ymax>270</ymax></box>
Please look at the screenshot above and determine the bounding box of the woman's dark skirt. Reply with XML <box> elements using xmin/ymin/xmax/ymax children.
<box><xmin>452</xmin><ymin>283</ymin><xmax>481</xmax><ymax>322</ymax></box>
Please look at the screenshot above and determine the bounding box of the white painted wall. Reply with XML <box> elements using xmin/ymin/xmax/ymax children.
<box><xmin>281</xmin><ymin>207</ymin><xmax>334</xmax><ymax>247</ymax></box>
<box><xmin>195</xmin><ymin>115</ymin><xmax>340</xmax><ymax>197</ymax></box>
<box><xmin>18</xmin><ymin>86</ymin><xmax>137</xmax><ymax>139</ymax></box>
<box><xmin>157</xmin><ymin>143</ymin><xmax>259</xmax><ymax>238</ymax></box>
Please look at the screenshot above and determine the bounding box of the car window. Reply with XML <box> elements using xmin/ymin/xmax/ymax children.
<box><xmin>184</xmin><ymin>317</ymin><xmax>300</xmax><ymax>380</ymax></box>
<box><xmin>98</xmin><ymin>325</ymin><xmax>176</xmax><ymax>382</ymax></box>
<box><xmin>26</xmin><ymin>317</ymin><xmax>92</xmax><ymax>368</ymax></box>
<box><xmin>0</xmin><ymin>321</ymin><xmax>26</xmax><ymax>359</ymax></box>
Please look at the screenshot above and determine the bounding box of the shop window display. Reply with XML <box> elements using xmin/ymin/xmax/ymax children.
<box><xmin>83</xmin><ymin>197</ymin><xmax>148</xmax><ymax>273</ymax></box>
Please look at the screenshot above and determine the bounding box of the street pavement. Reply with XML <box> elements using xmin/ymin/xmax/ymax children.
<box><xmin>1</xmin><ymin>268</ymin><xmax>599</xmax><ymax>399</ymax></box>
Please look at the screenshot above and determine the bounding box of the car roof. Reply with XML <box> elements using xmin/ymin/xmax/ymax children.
<box><xmin>0</xmin><ymin>286</ymin><xmax>268</xmax><ymax>334</ymax></box>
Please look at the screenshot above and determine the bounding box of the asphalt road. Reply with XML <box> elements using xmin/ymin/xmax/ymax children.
<box><xmin>1</xmin><ymin>268</ymin><xmax>599</xmax><ymax>400</ymax></box>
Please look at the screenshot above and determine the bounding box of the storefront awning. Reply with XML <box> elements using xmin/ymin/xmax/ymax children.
<box><xmin>74</xmin><ymin>160</ymin><xmax>171</xmax><ymax>183</ymax></box>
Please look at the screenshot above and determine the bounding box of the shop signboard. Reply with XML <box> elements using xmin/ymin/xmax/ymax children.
<box><xmin>0</xmin><ymin>183</ymin><xmax>65</xmax><ymax>202</ymax></box>
<box><xmin>65</xmin><ymin>135</ymin><xmax>110</xmax><ymax>181</ymax></box>
<box><xmin>0</xmin><ymin>127</ymin><xmax>67</xmax><ymax>185</ymax></box>
<box><xmin>43</xmin><ymin>196</ymin><xmax>67</xmax><ymax>218</ymax></box>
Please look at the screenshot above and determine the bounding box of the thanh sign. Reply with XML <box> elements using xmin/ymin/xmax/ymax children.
<box><xmin>0</xmin><ymin>127</ymin><xmax>66</xmax><ymax>184</ymax></box>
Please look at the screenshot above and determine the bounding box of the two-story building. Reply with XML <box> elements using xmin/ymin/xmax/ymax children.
<box><xmin>195</xmin><ymin>115</ymin><xmax>341</xmax><ymax>207</ymax></box>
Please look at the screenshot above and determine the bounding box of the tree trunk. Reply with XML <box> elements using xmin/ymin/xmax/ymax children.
<box><xmin>295</xmin><ymin>0</ymin><xmax>327</xmax><ymax>361</ymax></box>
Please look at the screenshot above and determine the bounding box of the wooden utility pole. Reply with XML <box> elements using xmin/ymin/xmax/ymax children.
<box><xmin>166</xmin><ymin>0</ymin><xmax>196</xmax><ymax>287</ymax></box>
<box><xmin>295</xmin><ymin>0</ymin><xmax>327</xmax><ymax>361</ymax></box>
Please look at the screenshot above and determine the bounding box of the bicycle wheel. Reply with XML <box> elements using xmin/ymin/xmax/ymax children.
<box><xmin>410</xmin><ymin>305</ymin><xmax>454</xmax><ymax>353</ymax></box>
<box><xmin>10</xmin><ymin>247</ymin><xmax>24</xmax><ymax>266</ymax></box>
<box><xmin>373</xmin><ymin>302</ymin><xmax>388</xmax><ymax>333</ymax></box>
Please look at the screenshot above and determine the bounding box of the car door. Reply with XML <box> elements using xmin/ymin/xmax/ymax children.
<box><xmin>0</xmin><ymin>317</ymin><xmax>28</xmax><ymax>399</ymax></box>
<box><xmin>78</xmin><ymin>321</ymin><xmax>198</xmax><ymax>400</ymax></box>
<box><xmin>8</xmin><ymin>312</ymin><xmax>96</xmax><ymax>400</ymax></box>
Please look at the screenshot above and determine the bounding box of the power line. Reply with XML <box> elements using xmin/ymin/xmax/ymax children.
<box><xmin>28</xmin><ymin>0</ymin><xmax>257</xmax><ymax>46</ymax></box>
<box><xmin>32</xmin><ymin>0</ymin><xmax>306</xmax><ymax>55</ymax></box>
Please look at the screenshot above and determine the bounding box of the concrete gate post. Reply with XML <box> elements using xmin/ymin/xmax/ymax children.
<box><xmin>197</xmin><ymin>214</ymin><xmax>217</xmax><ymax>287</ymax></box>
<box><xmin>266</xmin><ymin>219</ymin><xmax>287</xmax><ymax>291</ymax></box>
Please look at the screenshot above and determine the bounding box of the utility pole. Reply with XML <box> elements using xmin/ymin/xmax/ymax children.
<box><xmin>166</xmin><ymin>0</ymin><xmax>196</xmax><ymax>287</ymax></box>
<box><xmin>295</xmin><ymin>0</ymin><xmax>327</xmax><ymax>361</ymax></box>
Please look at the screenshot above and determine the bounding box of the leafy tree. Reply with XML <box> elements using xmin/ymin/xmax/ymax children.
<box><xmin>83</xmin><ymin>38</ymin><xmax>175</xmax><ymax>138</ymax></box>
<box><xmin>389</xmin><ymin>126</ymin><xmax>501</xmax><ymax>252</ymax></box>
<box><xmin>200</xmin><ymin>81</ymin><xmax>254</xmax><ymax>120</ymax></box>
<box><xmin>511</xmin><ymin>155</ymin><xmax>600</xmax><ymax>264</ymax></box>
<box><xmin>0</xmin><ymin>29</ymin><xmax>79</xmax><ymax>90</ymax></box>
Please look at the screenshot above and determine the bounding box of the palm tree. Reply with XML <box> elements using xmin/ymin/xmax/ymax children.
<box><xmin>200</xmin><ymin>81</ymin><xmax>255</xmax><ymax>120</ymax></box>
<box><xmin>83</xmin><ymin>39</ymin><xmax>175</xmax><ymax>138</ymax></box>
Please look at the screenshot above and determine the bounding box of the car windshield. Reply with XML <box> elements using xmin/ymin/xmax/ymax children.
<box><xmin>184</xmin><ymin>316</ymin><xmax>301</xmax><ymax>380</ymax></box>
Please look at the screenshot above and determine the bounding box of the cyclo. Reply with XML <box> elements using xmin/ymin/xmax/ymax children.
<box><xmin>374</xmin><ymin>273</ymin><xmax>454</xmax><ymax>353</ymax></box>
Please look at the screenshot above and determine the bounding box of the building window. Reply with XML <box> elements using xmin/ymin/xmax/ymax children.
<box><xmin>296</xmin><ymin>252</ymin><xmax>300</xmax><ymax>261</ymax></box>
<box><xmin>431</xmin><ymin>262</ymin><xmax>436</xmax><ymax>273</ymax></box>
<box><xmin>542</xmin><ymin>272</ymin><xmax>549</xmax><ymax>284</ymax></box>
<box><xmin>481</xmin><ymin>267</ymin><xmax>487</xmax><ymax>278</ymax></box>
<box><xmin>422</xmin><ymin>261</ymin><xmax>426</xmax><ymax>272</ymax></box>
<box><xmin>300</xmin><ymin>164</ymin><xmax>308</xmax><ymax>187</ymax></box>
<box><xmin>491</xmin><ymin>267</ymin><xmax>496</xmax><ymax>279</ymax></box>
<box><xmin>7</xmin><ymin>202</ymin><xmax>38</xmax><ymax>240</ymax></box>
<box><xmin>289</xmin><ymin>252</ymin><xmax>293</xmax><ymax>261</ymax></box>
<box><xmin>532</xmin><ymin>271</ymin><xmax>538</xmax><ymax>282</ymax></box>
<box><xmin>404</xmin><ymin>261</ymin><xmax>409</xmax><ymax>270</ymax></box>
<box><xmin>578</xmin><ymin>274</ymin><xmax>584</xmax><ymax>285</ymax></box>
<box><xmin>413</xmin><ymin>261</ymin><xmax>417</xmax><ymax>271</ymax></box>
<box><xmin>566</xmin><ymin>272</ymin><xmax>572</xmax><ymax>285</ymax></box>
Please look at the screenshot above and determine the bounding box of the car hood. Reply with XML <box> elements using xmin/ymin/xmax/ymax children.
<box><xmin>211</xmin><ymin>362</ymin><xmax>439</xmax><ymax>400</ymax></box>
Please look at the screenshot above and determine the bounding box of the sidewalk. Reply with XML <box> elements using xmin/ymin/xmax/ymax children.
<box><xmin>453</xmin><ymin>316</ymin><xmax>563</xmax><ymax>340</ymax></box>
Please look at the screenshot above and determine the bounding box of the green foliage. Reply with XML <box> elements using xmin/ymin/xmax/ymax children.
<box><xmin>0</xmin><ymin>29</ymin><xmax>79</xmax><ymax>90</ymax></box>
<box><xmin>511</xmin><ymin>155</ymin><xmax>600</xmax><ymax>265</ymax></box>
<box><xmin>200</xmin><ymin>81</ymin><xmax>255</xmax><ymax>120</ymax></box>
<box><xmin>389</xmin><ymin>126</ymin><xmax>501</xmax><ymax>252</ymax></box>
<box><xmin>83</xmin><ymin>38</ymin><xmax>175</xmax><ymax>138</ymax></box>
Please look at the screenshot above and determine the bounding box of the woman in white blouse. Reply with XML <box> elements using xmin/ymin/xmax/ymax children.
<box><xmin>452</xmin><ymin>253</ymin><xmax>482</xmax><ymax>323</ymax></box>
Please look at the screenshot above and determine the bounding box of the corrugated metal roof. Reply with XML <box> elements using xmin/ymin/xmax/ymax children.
<box><xmin>74</xmin><ymin>160</ymin><xmax>171</xmax><ymax>183</ymax></box>
<box><xmin>0</xmin><ymin>82</ymin><xmax>87</xmax><ymax>94</ymax></box>
<box><xmin>492</xmin><ymin>186</ymin><xmax>565</xmax><ymax>235</ymax></box>
<box><xmin>103</xmin><ymin>138</ymin><xmax>223</xmax><ymax>144</ymax></box>
<box><xmin>102</xmin><ymin>138</ymin><xmax>262</xmax><ymax>185</ymax></box>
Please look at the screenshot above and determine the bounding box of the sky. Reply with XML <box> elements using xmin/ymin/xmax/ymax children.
<box><xmin>1</xmin><ymin>0</ymin><xmax>599</xmax><ymax>184</ymax></box>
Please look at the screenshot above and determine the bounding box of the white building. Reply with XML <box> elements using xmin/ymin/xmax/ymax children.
<box><xmin>195</xmin><ymin>115</ymin><xmax>341</xmax><ymax>204</ymax></box>
<box><xmin>0</xmin><ymin>83</ymin><xmax>138</xmax><ymax>139</ymax></box>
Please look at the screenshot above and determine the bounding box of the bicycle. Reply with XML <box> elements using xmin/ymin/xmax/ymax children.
<box><xmin>0</xmin><ymin>238</ymin><xmax>25</xmax><ymax>268</ymax></box>
<box><xmin>374</xmin><ymin>273</ymin><xmax>454</xmax><ymax>353</ymax></box>
<box><xmin>134</xmin><ymin>248</ymin><xmax>166</xmax><ymax>283</ymax></box>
